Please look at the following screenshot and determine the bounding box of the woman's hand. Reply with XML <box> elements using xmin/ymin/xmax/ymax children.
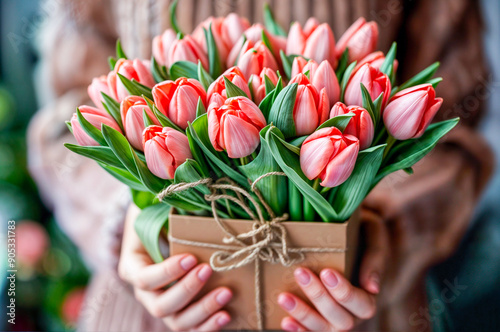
<box><xmin>278</xmin><ymin>210</ymin><xmax>389</xmax><ymax>331</ymax></box>
<box><xmin>118</xmin><ymin>204</ymin><xmax>233</xmax><ymax>331</ymax></box>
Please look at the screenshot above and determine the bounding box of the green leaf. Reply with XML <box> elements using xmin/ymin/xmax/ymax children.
<box><xmin>108</xmin><ymin>57</ymin><xmax>117</xmax><ymax>70</ymax></box>
<box><xmin>117</xmin><ymin>73</ymin><xmax>153</xmax><ymax>100</ymax></box>
<box><xmin>259</xmin><ymin>76</ymin><xmax>283</xmax><ymax>119</ymax></box>
<box><xmin>174</xmin><ymin>159</ymin><xmax>211</xmax><ymax>195</ymax></box>
<box><xmin>317</xmin><ymin>113</ymin><xmax>355</xmax><ymax>132</ymax></box>
<box><xmin>64</xmin><ymin>144</ymin><xmax>125</xmax><ymax>169</ymax></box>
<box><xmin>65</xmin><ymin>121</ymin><xmax>73</xmax><ymax>134</ymax></box>
<box><xmin>131</xmin><ymin>189</ymin><xmax>157</xmax><ymax>209</ymax></box>
<box><xmin>223</xmin><ymin>76</ymin><xmax>249</xmax><ymax>98</ymax></box>
<box><xmin>288</xmin><ymin>135</ymin><xmax>307</xmax><ymax>148</ymax></box>
<box><xmin>375</xmin><ymin>118</ymin><xmax>459</xmax><ymax>184</ymax></box>
<box><xmin>280</xmin><ymin>50</ymin><xmax>293</xmax><ymax>79</ymax></box>
<box><xmin>429</xmin><ymin>77</ymin><xmax>443</xmax><ymax>88</ymax></box>
<box><xmin>288</xmin><ymin>179</ymin><xmax>303</xmax><ymax>221</ymax></box>
<box><xmin>169</xmin><ymin>61</ymin><xmax>199</xmax><ymax>80</ymax></box>
<box><xmin>336</xmin><ymin>48</ymin><xmax>350</xmax><ymax>81</ymax></box>
<box><xmin>143</xmin><ymin>109</ymin><xmax>156</xmax><ymax>127</ymax></box>
<box><xmin>264</xmin><ymin>75</ymin><xmax>276</xmax><ymax>94</ymax></box>
<box><xmin>169</xmin><ymin>0</ymin><xmax>182</xmax><ymax>34</ymax></box>
<box><xmin>360</xmin><ymin>83</ymin><xmax>379</xmax><ymax>125</ymax></box>
<box><xmin>204</xmin><ymin>24</ymin><xmax>222</xmax><ymax>78</ymax></box>
<box><xmin>197</xmin><ymin>61</ymin><xmax>214</xmax><ymax>90</ymax></box>
<box><xmin>76</xmin><ymin>108</ymin><xmax>107</xmax><ymax>146</ymax></box>
<box><xmin>101</xmin><ymin>92</ymin><xmax>123</xmax><ymax>129</ymax></box>
<box><xmin>265</xmin><ymin>126</ymin><xmax>340</xmax><ymax>222</ymax></box>
<box><xmin>100</xmin><ymin>163</ymin><xmax>147</xmax><ymax>191</ymax></box>
<box><xmin>135</xmin><ymin>203</ymin><xmax>170</xmax><ymax>263</ymax></box>
<box><xmin>151</xmin><ymin>56</ymin><xmax>169</xmax><ymax>83</ymax></box>
<box><xmin>263</xmin><ymin>3</ymin><xmax>287</xmax><ymax>37</ymax></box>
<box><xmin>145</xmin><ymin>97</ymin><xmax>184</xmax><ymax>132</ymax></box>
<box><xmin>239</xmin><ymin>128</ymin><xmax>288</xmax><ymax>217</ymax></box>
<box><xmin>340</xmin><ymin>61</ymin><xmax>357</xmax><ymax>102</ymax></box>
<box><xmin>268</xmin><ymin>83</ymin><xmax>298</xmax><ymax>138</ymax></box>
<box><xmin>188</xmin><ymin>114</ymin><xmax>250</xmax><ymax>188</ymax></box>
<box><xmin>196</xmin><ymin>97</ymin><xmax>206</xmax><ymax>117</ymax></box>
<box><xmin>261</xmin><ymin>30</ymin><xmax>275</xmax><ymax>57</ymax></box>
<box><xmin>131</xmin><ymin>151</ymin><xmax>165</xmax><ymax>193</ymax></box>
<box><xmin>116</xmin><ymin>39</ymin><xmax>128</xmax><ymax>59</ymax></box>
<box><xmin>379</xmin><ymin>42</ymin><xmax>397</xmax><ymax>76</ymax></box>
<box><xmin>101</xmin><ymin>124</ymin><xmax>139</xmax><ymax>178</ymax></box>
<box><xmin>398</xmin><ymin>62</ymin><xmax>440</xmax><ymax>91</ymax></box>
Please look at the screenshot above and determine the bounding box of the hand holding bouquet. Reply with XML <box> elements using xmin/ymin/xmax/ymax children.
<box><xmin>65</xmin><ymin>2</ymin><xmax>458</xmax><ymax>330</ymax></box>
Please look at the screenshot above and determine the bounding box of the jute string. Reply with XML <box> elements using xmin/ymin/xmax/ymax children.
<box><xmin>157</xmin><ymin>173</ymin><xmax>347</xmax><ymax>330</ymax></box>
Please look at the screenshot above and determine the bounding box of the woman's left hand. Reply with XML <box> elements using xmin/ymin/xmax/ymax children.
<box><xmin>278</xmin><ymin>211</ymin><xmax>389</xmax><ymax>331</ymax></box>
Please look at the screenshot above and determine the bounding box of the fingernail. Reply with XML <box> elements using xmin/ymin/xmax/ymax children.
<box><xmin>370</xmin><ymin>272</ymin><xmax>380</xmax><ymax>293</ymax></box>
<box><xmin>282</xmin><ymin>320</ymin><xmax>300</xmax><ymax>332</ymax></box>
<box><xmin>180</xmin><ymin>255</ymin><xmax>197</xmax><ymax>271</ymax></box>
<box><xmin>321</xmin><ymin>269</ymin><xmax>338</xmax><ymax>288</ymax></box>
<box><xmin>278</xmin><ymin>294</ymin><xmax>296</xmax><ymax>311</ymax></box>
<box><xmin>217</xmin><ymin>313</ymin><xmax>231</xmax><ymax>326</ymax></box>
<box><xmin>216</xmin><ymin>289</ymin><xmax>233</xmax><ymax>305</ymax></box>
<box><xmin>294</xmin><ymin>268</ymin><xmax>311</xmax><ymax>285</ymax></box>
<box><xmin>197</xmin><ymin>264</ymin><xmax>212</xmax><ymax>282</ymax></box>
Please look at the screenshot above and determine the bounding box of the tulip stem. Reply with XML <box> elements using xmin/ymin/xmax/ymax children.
<box><xmin>383</xmin><ymin>135</ymin><xmax>397</xmax><ymax>160</ymax></box>
<box><xmin>239</xmin><ymin>157</ymin><xmax>249</xmax><ymax>165</ymax></box>
<box><xmin>303</xmin><ymin>179</ymin><xmax>321</xmax><ymax>221</ymax></box>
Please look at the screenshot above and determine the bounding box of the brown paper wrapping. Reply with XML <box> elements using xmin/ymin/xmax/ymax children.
<box><xmin>169</xmin><ymin>209</ymin><xmax>360</xmax><ymax>331</ymax></box>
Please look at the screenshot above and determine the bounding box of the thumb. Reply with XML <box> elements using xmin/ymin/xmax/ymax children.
<box><xmin>358</xmin><ymin>208</ymin><xmax>389</xmax><ymax>295</ymax></box>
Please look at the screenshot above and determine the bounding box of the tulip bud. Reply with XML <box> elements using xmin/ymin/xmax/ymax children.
<box><xmin>88</xmin><ymin>75</ymin><xmax>113</xmax><ymax>110</ymax></box>
<box><xmin>236</xmin><ymin>41</ymin><xmax>279</xmax><ymax>81</ymax></box>
<box><xmin>152</xmin><ymin>78</ymin><xmax>207</xmax><ymax>129</ymax></box>
<box><xmin>354</xmin><ymin>51</ymin><xmax>398</xmax><ymax>74</ymax></box>
<box><xmin>168</xmin><ymin>35</ymin><xmax>209</xmax><ymax>70</ymax></box>
<box><xmin>207</xmin><ymin>96</ymin><xmax>266</xmax><ymax>158</ymax></box>
<box><xmin>336</xmin><ymin>18</ymin><xmax>379</xmax><ymax>62</ymax></box>
<box><xmin>152</xmin><ymin>29</ymin><xmax>177</xmax><ymax>66</ymax></box>
<box><xmin>120</xmin><ymin>96</ymin><xmax>160</xmax><ymax>150</ymax></box>
<box><xmin>71</xmin><ymin>105</ymin><xmax>122</xmax><ymax>146</ymax></box>
<box><xmin>287</xmin><ymin>21</ymin><xmax>337</xmax><ymax>68</ymax></box>
<box><xmin>143</xmin><ymin>126</ymin><xmax>193</xmax><ymax>179</ymax></box>
<box><xmin>207</xmin><ymin>67</ymin><xmax>251</xmax><ymax>104</ymax></box>
<box><xmin>291</xmin><ymin>57</ymin><xmax>318</xmax><ymax>78</ymax></box>
<box><xmin>330</xmin><ymin>102</ymin><xmax>374</xmax><ymax>149</ymax></box>
<box><xmin>344</xmin><ymin>64</ymin><xmax>391</xmax><ymax>108</ymax></box>
<box><xmin>249</xmin><ymin>67</ymin><xmax>279</xmax><ymax>104</ymax></box>
<box><xmin>300</xmin><ymin>127</ymin><xmax>359</xmax><ymax>187</ymax></box>
<box><xmin>289</xmin><ymin>73</ymin><xmax>329</xmax><ymax>136</ymax></box>
<box><xmin>383</xmin><ymin>84</ymin><xmax>443</xmax><ymax>140</ymax></box>
<box><xmin>311</xmin><ymin>61</ymin><xmax>340</xmax><ymax>107</ymax></box>
<box><xmin>107</xmin><ymin>59</ymin><xmax>155</xmax><ymax>102</ymax></box>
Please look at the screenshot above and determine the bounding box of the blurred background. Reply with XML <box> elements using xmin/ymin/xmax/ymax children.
<box><xmin>0</xmin><ymin>0</ymin><xmax>499</xmax><ymax>331</ymax></box>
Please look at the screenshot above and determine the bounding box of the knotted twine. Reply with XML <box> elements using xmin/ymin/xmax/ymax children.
<box><xmin>157</xmin><ymin>173</ymin><xmax>347</xmax><ymax>330</ymax></box>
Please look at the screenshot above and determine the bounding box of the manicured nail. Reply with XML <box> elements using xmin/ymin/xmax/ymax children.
<box><xmin>294</xmin><ymin>268</ymin><xmax>311</xmax><ymax>285</ymax></box>
<box><xmin>180</xmin><ymin>255</ymin><xmax>197</xmax><ymax>271</ymax></box>
<box><xmin>217</xmin><ymin>313</ymin><xmax>231</xmax><ymax>326</ymax></box>
<box><xmin>370</xmin><ymin>272</ymin><xmax>380</xmax><ymax>293</ymax></box>
<box><xmin>216</xmin><ymin>289</ymin><xmax>233</xmax><ymax>305</ymax></box>
<box><xmin>278</xmin><ymin>294</ymin><xmax>296</xmax><ymax>311</ymax></box>
<box><xmin>282</xmin><ymin>320</ymin><xmax>301</xmax><ymax>332</ymax></box>
<box><xmin>197</xmin><ymin>264</ymin><xmax>212</xmax><ymax>282</ymax></box>
<box><xmin>321</xmin><ymin>269</ymin><xmax>339</xmax><ymax>288</ymax></box>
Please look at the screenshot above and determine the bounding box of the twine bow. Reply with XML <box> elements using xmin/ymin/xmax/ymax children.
<box><xmin>157</xmin><ymin>173</ymin><xmax>346</xmax><ymax>330</ymax></box>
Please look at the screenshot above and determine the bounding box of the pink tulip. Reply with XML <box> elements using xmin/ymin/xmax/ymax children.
<box><xmin>383</xmin><ymin>84</ymin><xmax>443</xmax><ymax>140</ymax></box>
<box><xmin>193</xmin><ymin>14</ymin><xmax>250</xmax><ymax>63</ymax></box>
<box><xmin>120</xmin><ymin>96</ymin><xmax>160</xmax><ymax>150</ymax></box>
<box><xmin>88</xmin><ymin>75</ymin><xmax>113</xmax><ymax>110</ymax></box>
<box><xmin>291</xmin><ymin>57</ymin><xmax>319</xmax><ymax>78</ymax></box>
<box><xmin>249</xmin><ymin>67</ymin><xmax>279</xmax><ymax>104</ymax></box>
<box><xmin>143</xmin><ymin>125</ymin><xmax>193</xmax><ymax>179</ymax></box>
<box><xmin>354</xmin><ymin>51</ymin><xmax>399</xmax><ymax>74</ymax></box>
<box><xmin>152</xmin><ymin>78</ymin><xmax>206</xmax><ymax>129</ymax></box>
<box><xmin>17</xmin><ymin>221</ymin><xmax>49</xmax><ymax>267</ymax></box>
<box><xmin>344</xmin><ymin>63</ymin><xmax>391</xmax><ymax>108</ymax></box>
<box><xmin>207</xmin><ymin>96</ymin><xmax>266</xmax><ymax>158</ymax></box>
<box><xmin>300</xmin><ymin>127</ymin><xmax>359</xmax><ymax>188</ymax></box>
<box><xmin>236</xmin><ymin>41</ymin><xmax>279</xmax><ymax>80</ymax></box>
<box><xmin>227</xmin><ymin>24</ymin><xmax>285</xmax><ymax>68</ymax></box>
<box><xmin>152</xmin><ymin>29</ymin><xmax>177</xmax><ymax>66</ymax></box>
<box><xmin>107</xmin><ymin>59</ymin><xmax>155</xmax><ymax>102</ymax></box>
<box><xmin>330</xmin><ymin>102</ymin><xmax>374</xmax><ymax>149</ymax></box>
<box><xmin>289</xmin><ymin>73</ymin><xmax>329</xmax><ymax>136</ymax></box>
<box><xmin>207</xmin><ymin>67</ymin><xmax>251</xmax><ymax>104</ymax></box>
<box><xmin>336</xmin><ymin>18</ymin><xmax>379</xmax><ymax>62</ymax></box>
<box><xmin>311</xmin><ymin>61</ymin><xmax>340</xmax><ymax>107</ymax></box>
<box><xmin>71</xmin><ymin>105</ymin><xmax>122</xmax><ymax>146</ymax></box>
<box><xmin>168</xmin><ymin>35</ymin><xmax>209</xmax><ymax>69</ymax></box>
<box><xmin>287</xmin><ymin>21</ymin><xmax>337</xmax><ymax>68</ymax></box>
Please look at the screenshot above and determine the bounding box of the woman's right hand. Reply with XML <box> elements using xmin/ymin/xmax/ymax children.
<box><xmin>118</xmin><ymin>204</ymin><xmax>233</xmax><ymax>331</ymax></box>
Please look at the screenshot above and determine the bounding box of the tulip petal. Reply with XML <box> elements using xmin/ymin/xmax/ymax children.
<box><xmin>222</xmin><ymin>114</ymin><xmax>261</xmax><ymax>158</ymax></box>
<box><xmin>145</xmin><ymin>139</ymin><xmax>175</xmax><ymax>179</ymax></box>
<box><xmin>320</xmin><ymin>141</ymin><xmax>359</xmax><ymax>187</ymax></box>
<box><xmin>383</xmin><ymin>90</ymin><xmax>428</xmax><ymax>140</ymax></box>
<box><xmin>300</xmin><ymin>136</ymin><xmax>335</xmax><ymax>180</ymax></box>
<box><xmin>294</xmin><ymin>85</ymin><xmax>319</xmax><ymax>136</ymax></box>
<box><xmin>164</xmin><ymin>130</ymin><xmax>193</xmax><ymax>167</ymax></box>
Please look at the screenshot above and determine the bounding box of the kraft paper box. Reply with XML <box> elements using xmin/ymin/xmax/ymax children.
<box><xmin>169</xmin><ymin>209</ymin><xmax>360</xmax><ymax>331</ymax></box>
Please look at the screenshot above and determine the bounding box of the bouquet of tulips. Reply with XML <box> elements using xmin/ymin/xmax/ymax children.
<box><xmin>65</xmin><ymin>2</ymin><xmax>457</xmax><ymax>264</ymax></box>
